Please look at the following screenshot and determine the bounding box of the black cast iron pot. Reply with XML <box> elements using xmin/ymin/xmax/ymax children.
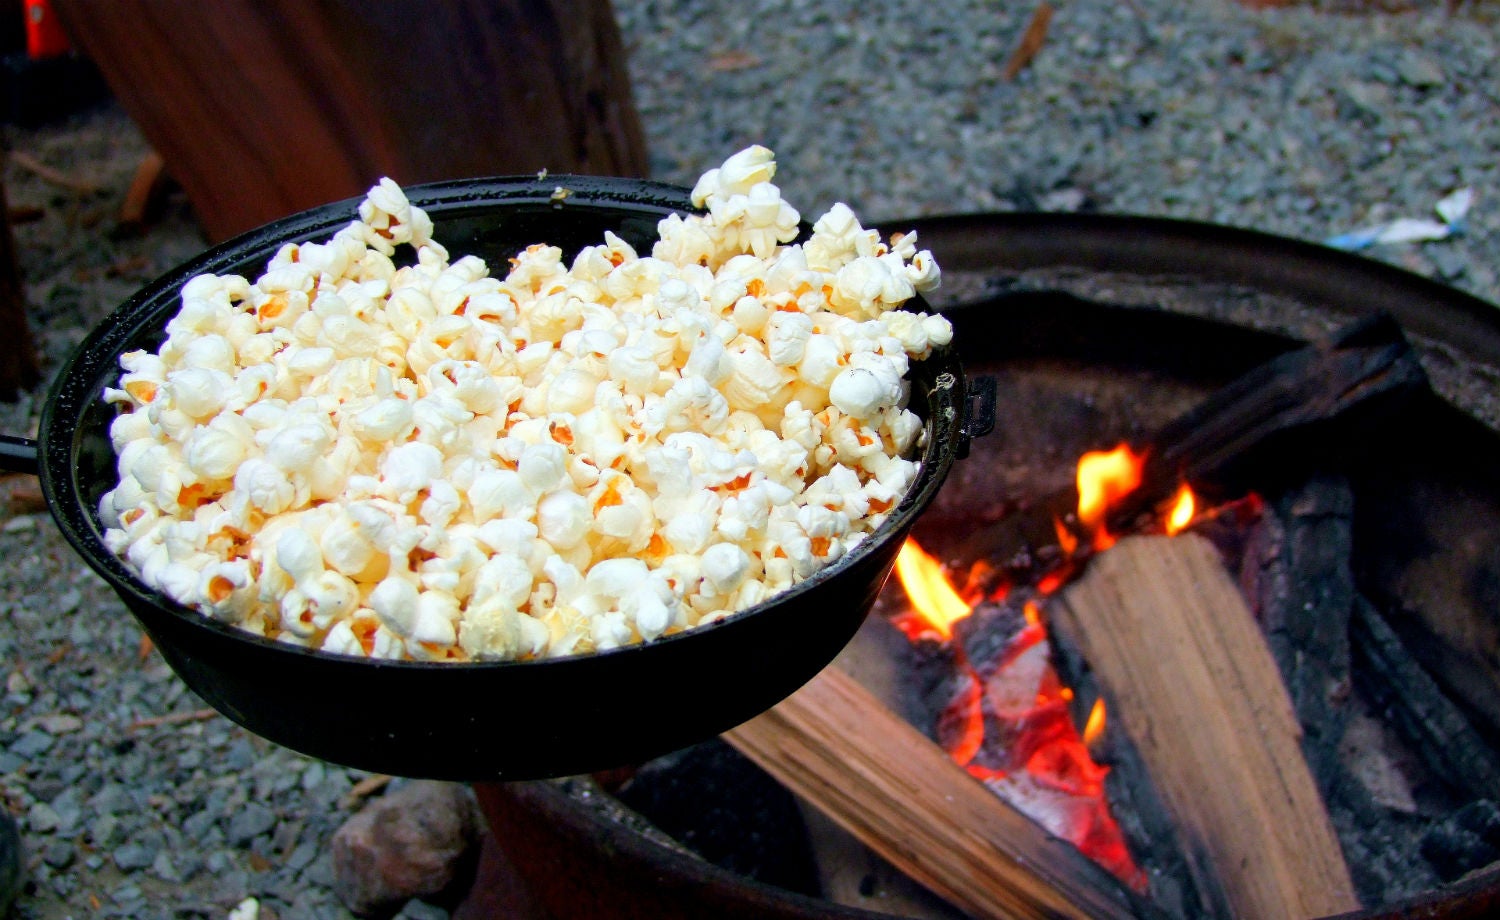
<box><xmin>0</xmin><ymin>176</ymin><xmax>980</xmax><ymax>781</ymax></box>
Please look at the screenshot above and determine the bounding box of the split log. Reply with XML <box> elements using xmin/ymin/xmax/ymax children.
<box><xmin>54</xmin><ymin>0</ymin><xmax>649</xmax><ymax>241</ymax></box>
<box><xmin>723</xmin><ymin>665</ymin><xmax>1153</xmax><ymax>920</ymax></box>
<box><xmin>1050</xmin><ymin>533</ymin><xmax>1360</xmax><ymax>920</ymax></box>
<box><xmin>954</xmin><ymin>313</ymin><xmax>1427</xmax><ymax>584</ymax></box>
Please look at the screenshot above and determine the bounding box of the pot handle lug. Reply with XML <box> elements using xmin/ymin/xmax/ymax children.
<box><xmin>959</xmin><ymin>375</ymin><xmax>997</xmax><ymax>459</ymax></box>
<box><xmin>0</xmin><ymin>434</ymin><xmax>39</xmax><ymax>476</ymax></box>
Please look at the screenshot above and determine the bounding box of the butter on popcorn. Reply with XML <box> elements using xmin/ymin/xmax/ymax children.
<box><xmin>101</xmin><ymin>145</ymin><xmax>952</xmax><ymax>662</ymax></box>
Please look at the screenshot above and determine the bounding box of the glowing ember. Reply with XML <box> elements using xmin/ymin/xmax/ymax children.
<box><xmin>1075</xmin><ymin>443</ymin><xmax>1145</xmax><ymax>550</ymax></box>
<box><xmin>893</xmin><ymin>536</ymin><xmax>1146</xmax><ymax>891</ymax></box>
<box><xmin>884</xmin><ymin>443</ymin><xmax>1256</xmax><ymax>893</ymax></box>
<box><xmin>893</xmin><ymin>539</ymin><xmax>972</xmax><ymax>640</ymax></box>
<box><xmin>1083</xmin><ymin>698</ymin><xmax>1108</xmax><ymax>748</ymax></box>
<box><xmin>1165</xmin><ymin>484</ymin><xmax>1196</xmax><ymax>536</ymax></box>
<box><xmin>1054</xmin><ymin>517</ymin><xmax>1079</xmax><ymax>557</ymax></box>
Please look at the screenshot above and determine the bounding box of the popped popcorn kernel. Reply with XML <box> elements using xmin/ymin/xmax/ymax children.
<box><xmin>104</xmin><ymin>149</ymin><xmax>951</xmax><ymax>661</ymax></box>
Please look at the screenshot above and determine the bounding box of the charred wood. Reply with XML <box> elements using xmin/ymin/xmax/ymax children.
<box><xmin>1351</xmin><ymin>597</ymin><xmax>1500</xmax><ymax>805</ymax></box>
<box><xmin>952</xmin><ymin>313</ymin><xmax>1428</xmax><ymax>586</ymax></box>
<box><xmin>1239</xmin><ymin>473</ymin><xmax>1357</xmax><ymax>782</ymax></box>
<box><xmin>1421</xmin><ymin>800</ymin><xmax>1500</xmax><ymax>884</ymax></box>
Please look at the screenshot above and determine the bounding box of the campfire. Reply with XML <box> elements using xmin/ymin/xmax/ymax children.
<box><xmin>475</xmin><ymin>300</ymin><xmax>1500</xmax><ymax>920</ymax></box>
<box><xmin>884</xmin><ymin>443</ymin><xmax>1181</xmax><ymax>893</ymax></box>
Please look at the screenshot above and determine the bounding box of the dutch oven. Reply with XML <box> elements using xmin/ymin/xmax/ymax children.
<box><xmin>0</xmin><ymin>176</ymin><xmax>984</xmax><ymax>781</ymax></box>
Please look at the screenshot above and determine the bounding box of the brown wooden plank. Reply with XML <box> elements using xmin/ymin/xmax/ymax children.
<box><xmin>54</xmin><ymin>0</ymin><xmax>648</xmax><ymax>241</ymax></box>
<box><xmin>724</xmin><ymin>665</ymin><xmax>1149</xmax><ymax>920</ymax></box>
<box><xmin>1051</xmin><ymin>533</ymin><xmax>1359</xmax><ymax>920</ymax></box>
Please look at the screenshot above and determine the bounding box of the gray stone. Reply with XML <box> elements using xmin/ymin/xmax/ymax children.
<box><xmin>26</xmin><ymin>802</ymin><xmax>60</xmax><ymax>833</ymax></box>
<box><xmin>89</xmin><ymin>815</ymin><xmax>121</xmax><ymax>849</ymax></box>
<box><xmin>8</xmin><ymin>730</ymin><xmax>54</xmax><ymax>759</ymax></box>
<box><xmin>112</xmin><ymin>841</ymin><xmax>159</xmax><ymax>872</ymax></box>
<box><xmin>227</xmin><ymin>803</ymin><xmax>278</xmax><ymax>846</ymax></box>
<box><xmin>48</xmin><ymin>790</ymin><xmax>84</xmax><ymax>836</ymax></box>
<box><xmin>300</xmin><ymin>851</ymin><xmax>337</xmax><ymax>888</ymax></box>
<box><xmin>110</xmin><ymin>883</ymin><xmax>144</xmax><ymax>904</ymax></box>
<box><xmin>287</xmin><ymin>840</ymin><xmax>319</xmax><ymax>872</ymax></box>
<box><xmin>224</xmin><ymin>740</ymin><xmax>257</xmax><ymax>771</ymax></box>
<box><xmin>1430</xmin><ymin>246</ymin><xmax>1469</xmax><ymax>281</ymax></box>
<box><xmin>150</xmin><ymin>850</ymin><xmax>184</xmax><ymax>882</ymax></box>
<box><xmin>183</xmin><ymin>809</ymin><xmax>219</xmax><ymax>842</ymax></box>
<box><xmin>1397</xmin><ymin>51</ymin><xmax>1444</xmax><ymax>89</ymax></box>
<box><xmin>41</xmin><ymin>841</ymin><xmax>74</xmax><ymax>870</ymax></box>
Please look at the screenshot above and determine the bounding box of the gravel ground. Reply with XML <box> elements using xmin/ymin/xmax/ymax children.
<box><xmin>0</xmin><ymin>2</ymin><xmax>1497</xmax><ymax>919</ymax></box>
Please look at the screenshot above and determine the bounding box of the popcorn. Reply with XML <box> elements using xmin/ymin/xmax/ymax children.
<box><xmin>103</xmin><ymin>147</ymin><xmax>952</xmax><ymax>662</ymax></box>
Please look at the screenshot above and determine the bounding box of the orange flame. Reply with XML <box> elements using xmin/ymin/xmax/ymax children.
<box><xmin>894</xmin><ymin>539</ymin><xmax>972</xmax><ymax>640</ymax></box>
<box><xmin>1164</xmin><ymin>484</ymin><xmax>1196</xmax><ymax>536</ymax></box>
<box><xmin>1083</xmin><ymin>698</ymin><xmax>1108</xmax><ymax>747</ymax></box>
<box><xmin>890</xmin><ymin>548</ymin><xmax>1148</xmax><ymax>891</ymax></box>
<box><xmin>1076</xmin><ymin>444</ymin><xmax>1144</xmax><ymax>550</ymax></box>
<box><xmin>1054</xmin><ymin>517</ymin><xmax>1079</xmax><ymax>557</ymax></box>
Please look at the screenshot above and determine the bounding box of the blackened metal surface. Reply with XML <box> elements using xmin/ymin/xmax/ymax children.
<box><xmin>614</xmin><ymin>740</ymin><xmax>822</xmax><ymax>897</ymax></box>
<box><xmin>897</xmin><ymin>213</ymin><xmax>1500</xmax><ymax>432</ymax></box>
<box><xmin>890</xmin><ymin>211</ymin><xmax>1500</xmax><ymax>369</ymax></box>
<box><xmin>475</xmin><ymin>780</ymin><xmax>901</xmax><ymax>920</ymax></box>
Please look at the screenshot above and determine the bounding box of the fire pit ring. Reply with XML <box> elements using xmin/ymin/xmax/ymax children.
<box><xmin>472</xmin><ymin>210</ymin><xmax>1500</xmax><ymax>919</ymax></box>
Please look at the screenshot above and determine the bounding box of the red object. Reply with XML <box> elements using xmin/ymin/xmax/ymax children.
<box><xmin>24</xmin><ymin>0</ymin><xmax>71</xmax><ymax>59</ymax></box>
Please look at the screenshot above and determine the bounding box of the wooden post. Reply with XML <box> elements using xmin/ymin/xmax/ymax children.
<box><xmin>53</xmin><ymin>0</ymin><xmax>650</xmax><ymax>241</ymax></box>
<box><xmin>0</xmin><ymin>172</ymin><xmax>41</xmax><ymax>402</ymax></box>
<box><xmin>1051</xmin><ymin>534</ymin><xmax>1360</xmax><ymax>920</ymax></box>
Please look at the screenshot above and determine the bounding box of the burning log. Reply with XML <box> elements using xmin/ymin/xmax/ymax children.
<box><xmin>1049</xmin><ymin>533</ymin><xmax>1360</xmax><ymax>920</ymax></box>
<box><xmin>954</xmin><ymin>313</ymin><xmax>1427</xmax><ymax>583</ymax></box>
<box><xmin>723</xmin><ymin>665</ymin><xmax>1158</xmax><ymax>920</ymax></box>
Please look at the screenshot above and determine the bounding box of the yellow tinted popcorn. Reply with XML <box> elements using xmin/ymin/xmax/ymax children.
<box><xmin>103</xmin><ymin>146</ymin><xmax>950</xmax><ymax>661</ymax></box>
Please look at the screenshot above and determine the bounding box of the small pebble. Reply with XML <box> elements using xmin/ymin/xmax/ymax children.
<box><xmin>41</xmin><ymin>842</ymin><xmax>74</xmax><ymax>870</ymax></box>
<box><xmin>112</xmin><ymin>842</ymin><xmax>157</xmax><ymax>872</ymax></box>
<box><xmin>228</xmin><ymin>804</ymin><xmax>278</xmax><ymax>847</ymax></box>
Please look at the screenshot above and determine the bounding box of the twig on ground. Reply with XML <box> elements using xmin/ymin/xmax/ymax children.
<box><xmin>128</xmin><ymin>708</ymin><xmax>218</xmax><ymax>732</ymax></box>
<box><xmin>340</xmin><ymin>774</ymin><xmax>393</xmax><ymax>809</ymax></box>
<box><xmin>7</xmin><ymin>152</ymin><xmax>102</xmax><ymax>195</ymax></box>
